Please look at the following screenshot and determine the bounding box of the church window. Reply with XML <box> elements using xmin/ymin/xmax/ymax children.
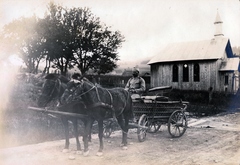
<box><xmin>172</xmin><ymin>64</ymin><xmax>178</xmax><ymax>82</ymax></box>
<box><xmin>194</xmin><ymin>63</ymin><xmax>200</xmax><ymax>82</ymax></box>
<box><xmin>225</xmin><ymin>75</ymin><xmax>229</xmax><ymax>85</ymax></box>
<box><xmin>183</xmin><ymin>64</ymin><xmax>189</xmax><ymax>82</ymax></box>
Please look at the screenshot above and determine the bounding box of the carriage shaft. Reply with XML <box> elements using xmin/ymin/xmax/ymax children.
<box><xmin>27</xmin><ymin>106</ymin><xmax>89</xmax><ymax>119</ymax></box>
<box><xmin>128</xmin><ymin>123</ymin><xmax>148</xmax><ymax>129</ymax></box>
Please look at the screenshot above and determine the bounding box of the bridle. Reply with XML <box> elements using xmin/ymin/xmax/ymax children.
<box><xmin>42</xmin><ymin>78</ymin><xmax>62</xmax><ymax>104</ymax></box>
<box><xmin>69</xmin><ymin>78</ymin><xmax>130</xmax><ymax>120</ymax></box>
<box><xmin>76</xmin><ymin>80</ymin><xmax>96</xmax><ymax>98</ymax></box>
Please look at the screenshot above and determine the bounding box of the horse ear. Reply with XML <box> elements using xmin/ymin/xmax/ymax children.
<box><xmin>79</xmin><ymin>76</ymin><xmax>85</xmax><ymax>81</ymax></box>
<box><xmin>79</xmin><ymin>72</ymin><xmax>86</xmax><ymax>81</ymax></box>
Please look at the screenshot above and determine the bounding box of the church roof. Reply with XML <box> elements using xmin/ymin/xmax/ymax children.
<box><xmin>219</xmin><ymin>58</ymin><xmax>239</xmax><ymax>71</ymax></box>
<box><xmin>148</xmin><ymin>37</ymin><xmax>234</xmax><ymax>65</ymax></box>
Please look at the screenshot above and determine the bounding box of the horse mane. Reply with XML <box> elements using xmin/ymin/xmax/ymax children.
<box><xmin>58</xmin><ymin>75</ymin><xmax>70</xmax><ymax>83</ymax></box>
<box><xmin>44</xmin><ymin>73</ymin><xmax>70</xmax><ymax>83</ymax></box>
<box><xmin>44</xmin><ymin>73</ymin><xmax>58</xmax><ymax>79</ymax></box>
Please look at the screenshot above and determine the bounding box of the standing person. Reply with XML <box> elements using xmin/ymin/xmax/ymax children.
<box><xmin>125</xmin><ymin>67</ymin><xmax>146</xmax><ymax>95</ymax></box>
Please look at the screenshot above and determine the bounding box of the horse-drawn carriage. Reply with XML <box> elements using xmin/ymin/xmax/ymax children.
<box><xmin>28</xmin><ymin>74</ymin><xmax>189</xmax><ymax>156</ymax></box>
<box><xmin>101</xmin><ymin>86</ymin><xmax>188</xmax><ymax>142</ymax></box>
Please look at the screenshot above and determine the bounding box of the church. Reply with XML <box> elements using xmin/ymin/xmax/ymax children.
<box><xmin>148</xmin><ymin>12</ymin><xmax>239</xmax><ymax>94</ymax></box>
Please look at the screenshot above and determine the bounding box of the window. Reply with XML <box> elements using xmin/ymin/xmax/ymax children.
<box><xmin>183</xmin><ymin>64</ymin><xmax>189</xmax><ymax>82</ymax></box>
<box><xmin>193</xmin><ymin>63</ymin><xmax>200</xmax><ymax>82</ymax></box>
<box><xmin>172</xmin><ymin>64</ymin><xmax>178</xmax><ymax>82</ymax></box>
<box><xmin>225</xmin><ymin>75</ymin><xmax>229</xmax><ymax>85</ymax></box>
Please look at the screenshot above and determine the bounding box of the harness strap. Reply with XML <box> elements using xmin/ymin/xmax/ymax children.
<box><xmin>78</xmin><ymin>80</ymin><xmax>128</xmax><ymax>119</ymax></box>
<box><xmin>91</xmin><ymin>87</ymin><xmax>115</xmax><ymax>117</ymax></box>
<box><xmin>94</xmin><ymin>88</ymin><xmax>130</xmax><ymax>119</ymax></box>
<box><xmin>105</xmin><ymin>89</ymin><xmax>115</xmax><ymax>119</ymax></box>
<box><xmin>88</xmin><ymin>102</ymin><xmax>113</xmax><ymax>109</ymax></box>
<box><xmin>117</xmin><ymin>91</ymin><xmax>129</xmax><ymax>117</ymax></box>
<box><xmin>78</xmin><ymin>85</ymin><xmax>95</xmax><ymax>97</ymax></box>
<box><xmin>56</xmin><ymin>79</ymin><xmax>62</xmax><ymax>102</ymax></box>
<box><xmin>95</xmin><ymin>86</ymin><xmax>102</xmax><ymax>102</ymax></box>
<box><xmin>105</xmin><ymin>89</ymin><xmax>113</xmax><ymax>109</ymax></box>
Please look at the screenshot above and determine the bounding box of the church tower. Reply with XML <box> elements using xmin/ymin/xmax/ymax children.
<box><xmin>214</xmin><ymin>11</ymin><xmax>224</xmax><ymax>38</ymax></box>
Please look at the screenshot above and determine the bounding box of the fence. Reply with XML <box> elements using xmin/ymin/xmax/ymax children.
<box><xmin>85</xmin><ymin>74</ymin><xmax>151</xmax><ymax>89</ymax></box>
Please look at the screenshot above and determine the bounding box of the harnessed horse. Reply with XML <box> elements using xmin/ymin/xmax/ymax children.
<box><xmin>37</xmin><ymin>74</ymin><xmax>91</xmax><ymax>154</ymax></box>
<box><xmin>65</xmin><ymin>77</ymin><xmax>134</xmax><ymax>156</ymax></box>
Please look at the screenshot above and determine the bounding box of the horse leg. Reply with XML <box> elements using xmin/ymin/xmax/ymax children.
<box><xmin>82</xmin><ymin>119</ymin><xmax>93</xmax><ymax>156</ymax></box>
<box><xmin>123</xmin><ymin>115</ymin><xmax>130</xmax><ymax>147</ymax></box>
<box><xmin>61</xmin><ymin>117</ymin><xmax>70</xmax><ymax>153</ymax></box>
<box><xmin>72</xmin><ymin>119</ymin><xmax>82</xmax><ymax>154</ymax></box>
<box><xmin>96</xmin><ymin>120</ymin><xmax>104</xmax><ymax>156</ymax></box>
<box><xmin>88</xmin><ymin>120</ymin><xmax>93</xmax><ymax>142</ymax></box>
<box><xmin>117</xmin><ymin>114</ymin><xmax>129</xmax><ymax>149</ymax></box>
<box><xmin>82</xmin><ymin>120</ymin><xmax>93</xmax><ymax>142</ymax></box>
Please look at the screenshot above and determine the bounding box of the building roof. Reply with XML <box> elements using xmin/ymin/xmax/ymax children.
<box><xmin>219</xmin><ymin>57</ymin><xmax>239</xmax><ymax>71</ymax></box>
<box><xmin>148</xmin><ymin>37</ymin><xmax>234</xmax><ymax>65</ymax></box>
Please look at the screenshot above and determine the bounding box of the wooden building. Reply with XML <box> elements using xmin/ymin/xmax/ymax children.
<box><xmin>148</xmin><ymin>12</ymin><xmax>239</xmax><ymax>94</ymax></box>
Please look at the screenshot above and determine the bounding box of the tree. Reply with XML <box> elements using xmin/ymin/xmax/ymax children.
<box><xmin>69</xmin><ymin>8</ymin><xmax>124</xmax><ymax>75</ymax></box>
<box><xmin>38</xmin><ymin>3</ymin><xmax>74</xmax><ymax>75</ymax></box>
<box><xmin>0</xmin><ymin>16</ymin><xmax>46</xmax><ymax>73</ymax></box>
<box><xmin>42</xmin><ymin>3</ymin><xmax>124</xmax><ymax>75</ymax></box>
<box><xmin>1</xmin><ymin>2</ymin><xmax>124</xmax><ymax>75</ymax></box>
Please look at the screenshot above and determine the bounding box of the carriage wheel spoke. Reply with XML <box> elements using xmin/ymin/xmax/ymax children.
<box><xmin>168</xmin><ymin>110</ymin><xmax>187</xmax><ymax>138</ymax></box>
<box><xmin>137</xmin><ymin>114</ymin><xmax>147</xmax><ymax>142</ymax></box>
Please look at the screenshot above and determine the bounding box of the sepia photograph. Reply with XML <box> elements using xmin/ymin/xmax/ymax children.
<box><xmin>0</xmin><ymin>0</ymin><xmax>239</xmax><ymax>164</ymax></box>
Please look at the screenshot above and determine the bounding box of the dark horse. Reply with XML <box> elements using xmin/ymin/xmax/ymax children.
<box><xmin>65</xmin><ymin>77</ymin><xmax>133</xmax><ymax>156</ymax></box>
<box><xmin>37</xmin><ymin>73</ymin><xmax>91</xmax><ymax>154</ymax></box>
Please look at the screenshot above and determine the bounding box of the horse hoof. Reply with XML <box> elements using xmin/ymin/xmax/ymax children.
<box><xmin>122</xmin><ymin>146</ymin><xmax>128</xmax><ymax>150</ymax></box>
<box><xmin>76</xmin><ymin>150</ymin><xmax>83</xmax><ymax>155</ymax></box>
<box><xmin>119</xmin><ymin>143</ymin><xmax>124</xmax><ymax>147</ymax></box>
<box><xmin>96</xmin><ymin>152</ymin><xmax>103</xmax><ymax>156</ymax></box>
<box><xmin>68</xmin><ymin>155</ymin><xmax>75</xmax><ymax>160</ymax></box>
<box><xmin>83</xmin><ymin>150</ymin><xmax>89</xmax><ymax>157</ymax></box>
<box><xmin>62</xmin><ymin>149</ymin><xmax>70</xmax><ymax>153</ymax></box>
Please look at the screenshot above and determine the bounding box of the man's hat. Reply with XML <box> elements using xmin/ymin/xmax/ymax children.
<box><xmin>132</xmin><ymin>67</ymin><xmax>139</xmax><ymax>73</ymax></box>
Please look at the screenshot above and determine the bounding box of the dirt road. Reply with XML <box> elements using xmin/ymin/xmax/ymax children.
<box><xmin>1</xmin><ymin>112</ymin><xmax>240</xmax><ymax>165</ymax></box>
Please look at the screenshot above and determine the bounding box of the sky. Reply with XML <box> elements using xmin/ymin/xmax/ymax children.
<box><xmin>0</xmin><ymin>0</ymin><xmax>240</xmax><ymax>64</ymax></box>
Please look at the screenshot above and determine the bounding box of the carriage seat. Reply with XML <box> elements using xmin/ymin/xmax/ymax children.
<box><xmin>141</xmin><ymin>95</ymin><xmax>169</xmax><ymax>102</ymax></box>
<box><xmin>131</xmin><ymin>94</ymin><xmax>144</xmax><ymax>103</ymax></box>
<box><xmin>131</xmin><ymin>94</ymin><xmax>169</xmax><ymax>103</ymax></box>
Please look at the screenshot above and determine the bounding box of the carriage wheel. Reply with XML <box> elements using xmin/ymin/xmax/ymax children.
<box><xmin>147</xmin><ymin>121</ymin><xmax>161</xmax><ymax>133</ymax></box>
<box><xmin>103</xmin><ymin>120</ymin><xmax>113</xmax><ymax>138</ymax></box>
<box><xmin>137</xmin><ymin>114</ymin><xmax>148</xmax><ymax>142</ymax></box>
<box><xmin>168</xmin><ymin>110</ymin><xmax>187</xmax><ymax>138</ymax></box>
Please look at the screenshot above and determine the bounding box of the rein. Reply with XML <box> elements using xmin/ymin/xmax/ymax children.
<box><xmin>77</xmin><ymin>84</ymin><xmax>96</xmax><ymax>98</ymax></box>
<box><xmin>78</xmin><ymin>80</ymin><xmax>114</xmax><ymax>111</ymax></box>
<box><xmin>78</xmin><ymin>80</ymin><xmax>130</xmax><ymax>119</ymax></box>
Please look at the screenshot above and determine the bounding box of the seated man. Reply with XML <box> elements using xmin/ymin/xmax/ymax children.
<box><xmin>125</xmin><ymin>67</ymin><xmax>146</xmax><ymax>99</ymax></box>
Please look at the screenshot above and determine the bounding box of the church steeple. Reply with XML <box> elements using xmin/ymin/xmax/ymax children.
<box><xmin>214</xmin><ymin>11</ymin><xmax>224</xmax><ymax>38</ymax></box>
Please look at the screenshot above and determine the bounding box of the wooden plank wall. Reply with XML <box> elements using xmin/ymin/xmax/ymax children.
<box><xmin>150</xmin><ymin>60</ymin><xmax>232</xmax><ymax>92</ymax></box>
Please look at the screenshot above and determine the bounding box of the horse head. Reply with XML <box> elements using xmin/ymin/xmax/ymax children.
<box><xmin>37</xmin><ymin>74</ymin><xmax>69</xmax><ymax>107</ymax></box>
<box><xmin>68</xmin><ymin>78</ymin><xmax>97</xmax><ymax>106</ymax></box>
